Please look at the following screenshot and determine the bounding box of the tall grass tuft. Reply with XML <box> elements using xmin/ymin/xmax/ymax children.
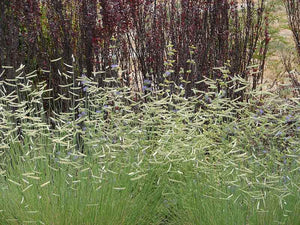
<box><xmin>0</xmin><ymin>65</ymin><xmax>299</xmax><ymax>224</ymax></box>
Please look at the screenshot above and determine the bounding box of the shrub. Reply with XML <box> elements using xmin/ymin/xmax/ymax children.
<box><xmin>284</xmin><ymin>0</ymin><xmax>300</xmax><ymax>61</ymax></box>
<box><xmin>0</xmin><ymin>1</ymin><xmax>269</xmax><ymax>101</ymax></box>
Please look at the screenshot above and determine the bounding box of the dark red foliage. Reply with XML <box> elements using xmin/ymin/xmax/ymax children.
<box><xmin>0</xmin><ymin>0</ymin><xmax>269</xmax><ymax>100</ymax></box>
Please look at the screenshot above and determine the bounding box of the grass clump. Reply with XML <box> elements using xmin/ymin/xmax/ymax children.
<box><xmin>0</xmin><ymin>71</ymin><xmax>299</xmax><ymax>225</ymax></box>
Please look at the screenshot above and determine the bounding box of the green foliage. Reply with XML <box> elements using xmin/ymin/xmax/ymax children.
<box><xmin>0</xmin><ymin>67</ymin><xmax>299</xmax><ymax>225</ymax></box>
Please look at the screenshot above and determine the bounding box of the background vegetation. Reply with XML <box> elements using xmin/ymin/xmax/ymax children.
<box><xmin>1</xmin><ymin>1</ymin><xmax>269</xmax><ymax>100</ymax></box>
